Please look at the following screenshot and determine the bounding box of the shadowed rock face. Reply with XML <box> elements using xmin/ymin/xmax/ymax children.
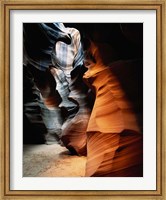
<box><xmin>49</xmin><ymin>66</ymin><xmax>91</xmax><ymax>156</ymax></box>
<box><xmin>24</xmin><ymin>23</ymin><xmax>91</xmax><ymax>154</ymax></box>
<box><xmin>23</xmin><ymin>65</ymin><xmax>63</xmax><ymax>144</ymax></box>
<box><xmin>47</xmin><ymin>26</ymin><xmax>91</xmax><ymax>155</ymax></box>
<box><xmin>83</xmin><ymin>41</ymin><xmax>143</xmax><ymax>177</ymax></box>
<box><xmin>23</xmin><ymin>23</ymin><xmax>72</xmax><ymax>145</ymax></box>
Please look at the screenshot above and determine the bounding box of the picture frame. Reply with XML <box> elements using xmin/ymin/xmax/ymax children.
<box><xmin>0</xmin><ymin>0</ymin><xmax>165</xmax><ymax>199</ymax></box>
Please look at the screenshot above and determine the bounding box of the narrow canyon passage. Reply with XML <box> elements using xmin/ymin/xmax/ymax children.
<box><xmin>23</xmin><ymin>23</ymin><xmax>143</xmax><ymax>177</ymax></box>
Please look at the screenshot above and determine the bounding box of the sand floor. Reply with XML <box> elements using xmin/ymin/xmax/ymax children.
<box><xmin>23</xmin><ymin>144</ymin><xmax>87</xmax><ymax>177</ymax></box>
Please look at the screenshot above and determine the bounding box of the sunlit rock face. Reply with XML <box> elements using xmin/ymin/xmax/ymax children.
<box><xmin>83</xmin><ymin>42</ymin><xmax>143</xmax><ymax>177</ymax></box>
<box><xmin>85</xmin><ymin>131</ymin><xmax>143</xmax><ymax>177</ymax></box>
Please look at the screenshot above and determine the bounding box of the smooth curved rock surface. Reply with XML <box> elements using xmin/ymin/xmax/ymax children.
<box><xmin>49</xmin><ymin>66</ymin><xmax>90</xmax><ymax>156</ymax></box>
<box><xmin>83</xmin><ymin>42</ymin><xmax>143</xmax><ymax>177</ymax></box>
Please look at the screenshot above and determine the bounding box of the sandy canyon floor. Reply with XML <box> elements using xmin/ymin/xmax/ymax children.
<box><xmin>23</xmin><ymin>144</ymin><xmax>87</xmax><ymax>177</ymax></box>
